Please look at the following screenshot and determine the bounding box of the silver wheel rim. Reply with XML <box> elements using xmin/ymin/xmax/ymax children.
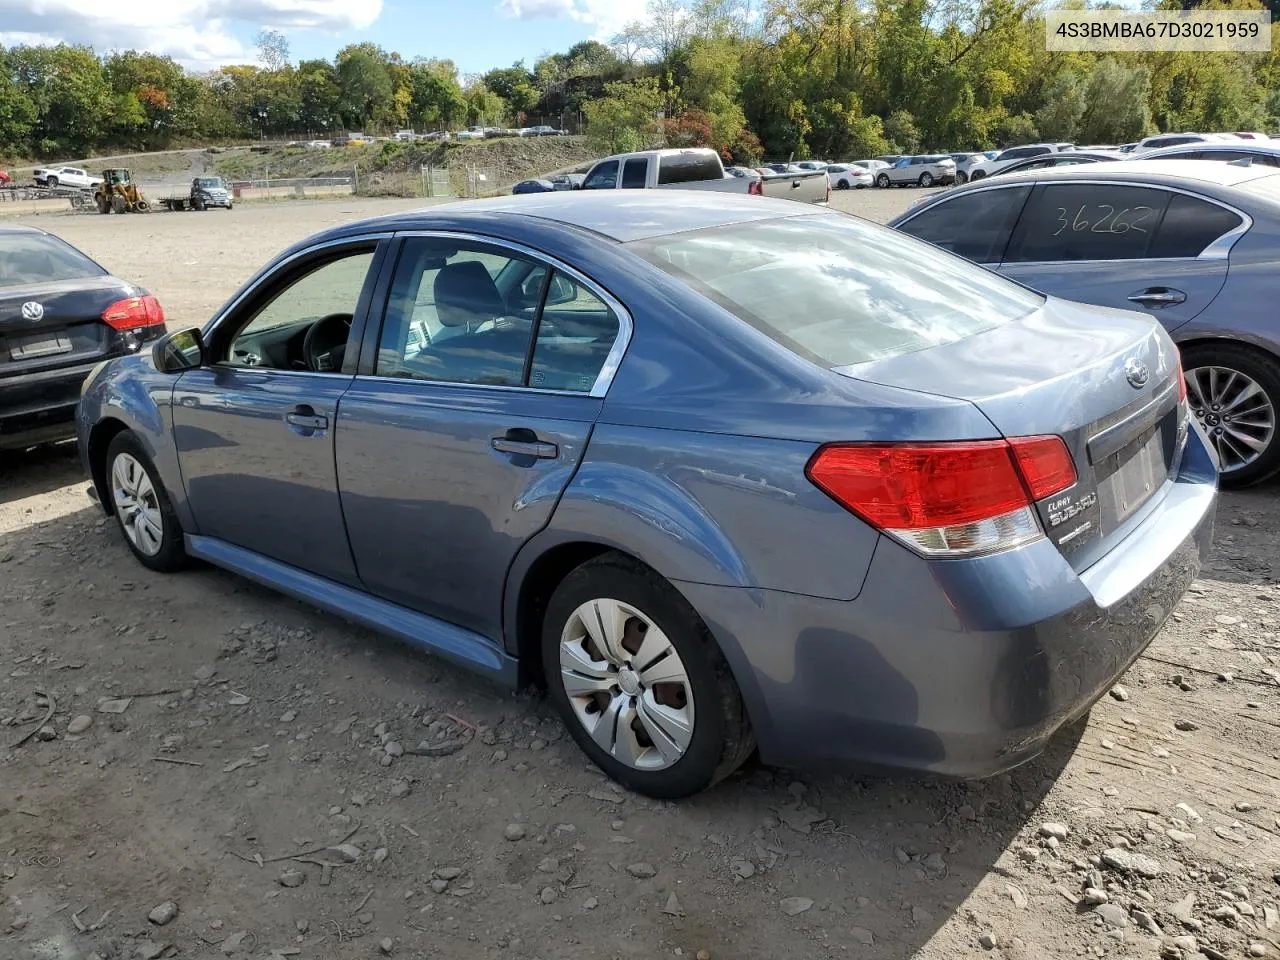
<box><xmin>111</xmin><ymin>453</ymin><xmax>164</xmax><ymax>556</ymax></box>
<box><xmin>559</xmin><ymin>598</ymin><xmax>695</xmax><ymax>772</ymax></box>
<box><xmin>921</xmin><ymin>174</ymin><xmax>932</xmax><ymax>186</ymax></box>
<box><xmin>1186</xmin><ymin>364</ymin><xmax>1275</xmax><ymax>473</ymax></box>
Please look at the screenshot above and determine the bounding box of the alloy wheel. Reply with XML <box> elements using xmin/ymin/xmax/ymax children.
<box><xmin>111</xmin><ymin>453</ymin><xmax>164</xmax><ymax>556</ymax></box>
<box><xmin>956</xmin><ymin>171</ymin><xmax>968</xmax><ymax>184</ymax></box>
<box><xmin>920</xmin><ymin>172</ymin><xmax>933</xmax><ymax>187</ymax></box>
<box><xmin>1186</xmin><ymin>365</ymin><xmax>1276</xmax><ymax>473</ymax></box>
<box><xmin>558</xmin><ymin>598</ymin><xmax>695</xmax><ymax>771</ymax></box>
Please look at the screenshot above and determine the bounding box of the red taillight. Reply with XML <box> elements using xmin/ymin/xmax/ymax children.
<box><xmin>748</xmin><ymin>178</ymin><xmax>763</xmax><ymax>196</ymax></box>
<box><xmin>102</xmin><ymin>295</ymin><xmax>165</xmax><ymax>331</ymax></box>
<box><xmin>806</xmin><ymin>436</ymin><xmax>1077</xmax><ymax>556</ymax></box>
<box><xmin>1008</xmin><ymin>436</ymin><xmax>1077</xmax><ymax>501</ymax></box>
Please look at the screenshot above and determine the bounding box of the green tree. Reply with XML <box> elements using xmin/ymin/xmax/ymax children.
<box><xmin>9</xmin><ymin>44</ymin><xmax>112</xmax><ymax>156</ymax></box>
<box><xmin>463</xmin><ymin>82</ymin><xmax>506</xmax><ymax>126</ymax></box>
<box><xmin>336</xmin><ymin>44</ymin><xmax>394</xmax><ymax>131</ymax></box>
<box><xmin>1079</xmin><ymin>59</ymin><xmax>1151</xmax><ymax>144</ymax></box>
<box><xmin>298</xmin><ymin>59</ymin><xmax>342</xmax><ymax>133</ymax></box>
<box><xmin>583</xmin><ymin>77</ymin><xmax>665</xmax><ymax>153</ymax></box>
<box><xmin>0</xmin><ymin>49</ymin><xmax>37</xmax><ymax>154</ymax></box>
<box><xmin>883</xmin><ymin>109</ymin><xmax>921</xmax><ymax>152</ymax></box>
<box><xmin>409</xmin><ymin>59</ymin><xmax>465</xmax><ymax>130</ymax></box>
<box><xmin>1035</xmin><ymin>70</ymin><xmax>1085</xmax><ymax>142</ymax></box>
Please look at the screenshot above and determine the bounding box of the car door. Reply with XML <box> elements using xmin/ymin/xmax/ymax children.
<box><xmin>171</xmin><ymin>238</ymin><xmax>388</xmax><ymax>585</ymax></box>
<box><xmin>337</xmin><ymin>234</ymin><xmax>627</xmax><ymax>640</ymax></box>
<box><xmin>996</xmin><ymin>181</ymin><xmax>1238</xmax><ymax>331</ymax></box>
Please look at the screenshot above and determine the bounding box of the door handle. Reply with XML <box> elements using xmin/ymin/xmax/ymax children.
<box><xmin>1127</xmin><ymin>288</ymin><xmax>1186</xmax><ymax>308</ymax></box>
<box><xmin>285</xmin><ymin>405</ymin><xmax>328</xmax><ymax>431</ymax></box>
<box><xmin>492</xmin><ymin>436</ymin><xmax>558</xmax><ymax>459</ymax></box>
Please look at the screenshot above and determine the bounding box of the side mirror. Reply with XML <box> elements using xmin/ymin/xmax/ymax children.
<box><xmin>544</xmin><ymin>274</ymin><xmax>577</xmax><ymax>307</ymax></box>
<box><xmin>153</xmin><ymin>327</ymin><xmax>205</xmax><ymax>373</ymax></box>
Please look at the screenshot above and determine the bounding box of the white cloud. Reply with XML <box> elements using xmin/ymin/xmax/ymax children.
<box><xmin>0</xmin><ymin>0</ymin><xmax>383</xmax><ymax>70</ymax></box>
<box><xmin>497</xmin><ymin>0</ymin><xmax>649</xmax><ymax>41</ymax></box>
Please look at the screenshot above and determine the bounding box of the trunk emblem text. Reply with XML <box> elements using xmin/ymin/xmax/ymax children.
<box><xmin>1124</xmin><ymin>357</ymin><xmax>1150</xmax><ymax>389</ymax></box>
<box><xmin>1046</xmin><ymin>491</ymin><xmax>1098</xmax><ymax>528</ymax></box>
<box><xmin>20</xmin><ymin>301</ymin><xmax>44</xmax><ymax>321</ymax></box>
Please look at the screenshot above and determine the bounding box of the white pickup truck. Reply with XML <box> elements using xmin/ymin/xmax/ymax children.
<box><xmin>32</xmin><ymin>166</ymin><xmax>102</xmax><ymax>190</ymax></box>
<box><xmin>581</xmin><ymin>148</ymin><xmax>829</xmax><ymax>203</ymax></box>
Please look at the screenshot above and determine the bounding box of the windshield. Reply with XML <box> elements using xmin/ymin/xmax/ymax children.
<box><xmin>629</xmin><ymin>215</ymin><xmax>1043</xmax><ymax>367</ymax></box>
<box><xmin>196</xmin><ymin>178</ymin><xmax>224</xmax><ymax>188</ymax></box>
<box><xmin>0</xmin><ymin>232</ymin><xmax>106</xmax><ymax>288</ymax></box>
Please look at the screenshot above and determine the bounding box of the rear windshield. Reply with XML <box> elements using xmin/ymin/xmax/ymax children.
<box><xmin>1237</xmin><ymin>170</ymin><xmax>1280</xmax><ymax>205</ymax></box>
<box><xmin>629</xmin><ymin>215</ymin><xmax>1043</xmax><ymax>367</ymax></box>
<box><xmin>0</xmin><ymin>233</ymin><xmax>105</xmax><ymax>288</ymax></box>
<box><xmin>657</xmin><ymin>152</ymin><xmax>723</xmax><ymax>185</ymax></box>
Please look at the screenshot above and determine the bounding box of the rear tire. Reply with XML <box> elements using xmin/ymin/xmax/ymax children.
<box><xmin>111</xmin><ymin>195</ymin><xmax>126</xmax><ymax>214</ymax></box>
<box><xmin>970</xmin><ymin>170</ymin><xmax>986</xmax><ymax>181</ymax></box>
<box><xmin>105</xmin><ymin>432</ymin><xmax>187</xmax><ymax>572</ymax></box>
<box><xmin>96</xmin><ymin>197</ymin><xmax>109</xmax><ymax>214</ymax></box>
<box><xmin>1181</xmin><ymin>343</ymin><xmax>1280</xmax><ymax>488</ymax></box>
<box><xmin>835</xmin><ymin>180</ymin><xmax>849</xmax><ymax>190</ymax></box>
<box><xmin>542</xmin><ymin>554</ymin><xmax>754</xmax><ymax>798</ymax></box>
<box><xmin>876</xmin><ymin>173</ymin><xmax>890</xmax><ymax>188</ymax></box>
<box><xmin>956</xmin><ymin>171</ymin><xmax>969</xmax><ymax>185</ymax></box>
<box><xmin>919</xmin><ymin>172</ymin><xmax>934</xmax><ymax>187</ymax></box>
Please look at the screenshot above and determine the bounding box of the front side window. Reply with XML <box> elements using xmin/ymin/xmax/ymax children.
<box><xmin>376</xmin><ymin>238</ymin><xmax>620</xmax><ymax>392</ymax></box>
<box><xmin>631</xmin><ymin>215</ymin><xmax>1042</xmax><ymax>368</ymax></box>
<box><xmin>897</xmin><ymin>186</ymin><xmax>1030</xmax><ymax>263</ymax></box>
<box><xmin>583</xmin><ymin>161</ymin><xmax>618</xmax><ymax>189</ymax></box>
<box><xmin>227</xmin><ymin>249</ymin><xmax>375</xmax><ymax>370</ymax></box>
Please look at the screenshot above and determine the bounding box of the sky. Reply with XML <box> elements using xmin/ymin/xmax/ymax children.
<box><xmin>0</xmin><ymin>0</ymin><xmax>651</xmax><ymax>74</ymax></box>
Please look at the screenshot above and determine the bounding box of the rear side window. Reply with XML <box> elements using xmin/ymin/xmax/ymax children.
<box><xmin>630</xmin><ymin>215</ymin><xmax>1043</xmax><ymax>368</ymax></box>
<box><xmin>583</xmin><ymin>161</ymin><xmax>618</xmax><ymax>189</ymax></box>
<box><xmin>0</xmin><ymin>233</ymin><xmax>106</xmax><ymax>288</ymax></box>
<box><xmin>1005</xmin><ymin>183</ymin><xmax>1171</xmax><ymax>262</ymax></box>
<box><xmin>621</xmin><ymin>158</ymin><xmax>648</xmax><ymax>189</ymax></box>
<box><xmin>1148</xmin><ymin>194</ymin><xmax>1242</xmax><ymax>257</ymax></box>
<box><xmin>657</xmin><ymin>152</ymin><xmax>722</xmax><ymax>185</ymax></box>
<box><xmin>897</xmin><ymin>186</ymin><xmax>1029</xmax><ymax>263</ymax></box>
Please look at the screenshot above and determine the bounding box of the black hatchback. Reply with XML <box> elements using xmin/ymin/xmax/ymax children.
<box><xmin>0</xmin><ymin>225</ymin><xmax>166</xmax><ymax>450</ymax></box>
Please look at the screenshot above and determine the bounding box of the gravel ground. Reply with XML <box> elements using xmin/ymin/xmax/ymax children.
<box><xmin>2</xmin><ymin>195</ymin><xmax>1278</xmax><ymax>960</ymax></box>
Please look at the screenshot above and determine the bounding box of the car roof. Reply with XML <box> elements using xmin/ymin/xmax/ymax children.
<box><xmin>994</xmin><ymin>158</ymin><xmax>1280</xmax><ymax>188</ymax></box>
<box><xmin>1141</xmin><ymin>142</ymin><xmax>1280</xmax><ymax>157</ymax></box>
<box><xmin>299</xmin><ymin>191</ymin><xmax>813</xmax><ymax>248</ymax></box>
<box><xmin>0</xmin><ymin>223</ymin><xmax>46</xmax><ymax>236</ymax></box>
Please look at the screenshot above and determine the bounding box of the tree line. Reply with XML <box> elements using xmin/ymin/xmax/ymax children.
<box><xmin>0</xmin><ymin>0</ymin><xmax>1276</xmax><ymax>164</ymax></box>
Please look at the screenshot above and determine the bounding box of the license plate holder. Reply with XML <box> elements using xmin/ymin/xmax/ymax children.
<box><xmin>1097</xmin><ymin>423</ymin><xmax>1169</xmax><ymax>529</ymax></box>
<box><xmin>8</xmin><ymin>333</ymin><xmax>72</xmax><ymax>360</ymax></box>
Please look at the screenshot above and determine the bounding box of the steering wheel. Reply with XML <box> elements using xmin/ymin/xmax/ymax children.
<box><xmin>302</xmin><ymin>313</ymin><xmax>353</xmax><ymax>372</ymax></box>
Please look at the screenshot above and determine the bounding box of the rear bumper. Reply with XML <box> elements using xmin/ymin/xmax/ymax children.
<box><xmin>0</xmin><ymin>360</ymin><xmax>102</xmax><ymax>449</ymax></box>
<box><xmin>677</xmin><ymin>425</ymin><xmax>1217</xmax><ymax>778</ymax></box>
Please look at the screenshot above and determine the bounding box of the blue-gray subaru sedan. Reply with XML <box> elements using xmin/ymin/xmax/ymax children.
<box><xmin>77</xmin><ymin>192</ymin><xmax>1217</xmax><ymax>797</ymax></box>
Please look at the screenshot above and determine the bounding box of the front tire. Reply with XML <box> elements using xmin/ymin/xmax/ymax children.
<box><xmin>956</xmin><ymin>171</ymin><xmax>969</xmax><ymax>184</ymax></box>
<box><xmin>1182</xmin><ymin>344</ymin><xmax>1280</xmax><ymax>487</ymax></box>
<box><xmin>47</xmin><ymin>176</ymin><xmax>59</xmax><ymax>188</ymax></box>
<box><xmin>876</xmin><ymin>173</ymin><xmax>890</xmax><ymax>188</ymax></box>
<box><xmin>835</xmin><ymin>180</ymin><xmax>849</xmax><ymax>190</ymax></box>
<box><xmin>106</xmin><ymin>432</ymin><xmax>187</xmax><ymax>572</ymax></box>
<box><xmin>542</xmin><ymin>554</ymin><xmax>753</xmax><ymax>798</ymax></box>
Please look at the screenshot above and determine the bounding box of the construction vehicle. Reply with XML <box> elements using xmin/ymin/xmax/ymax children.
<box><xmin>94</xmin><ymin>169</ymin><xmax>151</xmax><ymax>214</ymax></box>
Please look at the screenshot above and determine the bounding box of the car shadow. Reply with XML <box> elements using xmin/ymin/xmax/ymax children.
<box><xmin>0</xmin><ymin>503</ymin><xmax>1086</xmax><ymax>960</ymax></box>
<box><xmin>0</xmin><ymin>441</ymin><xmax>86</xmax><ymax>506</ymax></box>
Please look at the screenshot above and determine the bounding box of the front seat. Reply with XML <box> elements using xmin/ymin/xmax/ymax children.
<box><xmin>424</xmin><ymin>261</ymin><xmax>529</xmax><ymax>386</ymax></box>
<box><xmin>433</xmin><ymin>261</ymin><xmax>505</xmax><ymax>338</ymax></box>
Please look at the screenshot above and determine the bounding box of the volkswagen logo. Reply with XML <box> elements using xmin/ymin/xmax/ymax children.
<box><xmin>1124</xmin><ymin>357</ymin><xmax>1150</xmax><ymax>389</ymax></box>
<box><xmin>20</xmin><ymin>301</ymin><xmax>44</xmax><ymax>321</ymax></box>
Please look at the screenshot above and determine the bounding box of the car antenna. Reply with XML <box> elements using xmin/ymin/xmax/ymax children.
<box><xmin>1227</xmin><ymin>157</ymin><xmax>1254</xmax><ymax>167</ymax></box>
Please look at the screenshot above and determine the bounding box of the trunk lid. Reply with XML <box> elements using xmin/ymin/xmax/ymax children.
<box><xmin>838</xmin><ymin>296</ymin><xmax>1187</xmax><ymax>570</ymax></box>
<box><xmin>0</xmin><ymin>276</ymin><xmax>135</xmax><ymax>378</ymax></box>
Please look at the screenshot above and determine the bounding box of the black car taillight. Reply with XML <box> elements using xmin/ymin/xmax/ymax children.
<box><xmin>103</xmin><ymin>295</ymin><xmax>166</xmax><ymax>331</ymax></box>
